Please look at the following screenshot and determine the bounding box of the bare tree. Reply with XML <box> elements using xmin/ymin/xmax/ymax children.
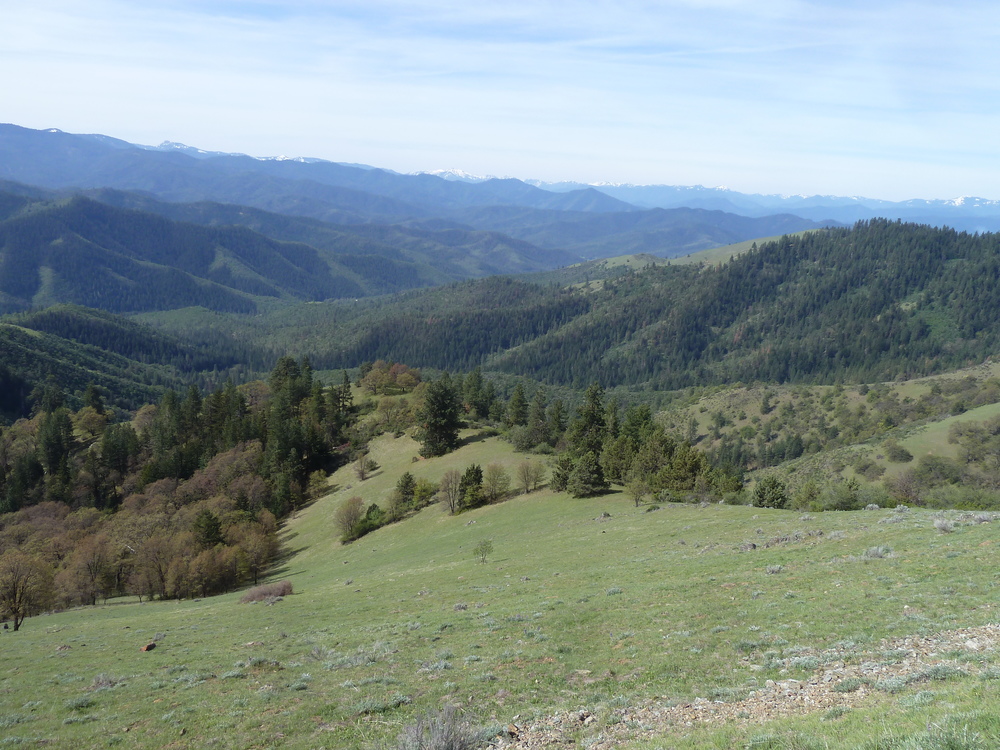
<box><xmin>335</xmin><ymin>496</ymin><xmax>365</xmax><ymax>540</ymax></box>
<box><xmin>354</xmin><ymin>452</ymin><xmax>378</xmax><ymax>481</ymax></box>
<box><xmin>439</xmin><ymin>469</ymin><xmax>462</xmax><ymax>514</ymax></box>
<box><xmin>516</xmin><ymin>460</ymin><xmax>546</xmax><ymax>494</ymax></box>
<box><xmin>482</xmin><ymin>463</ymin><xmax>511</xmax><ymax>504</ymax></box>
<box><xmin>0</xmin><ymin>550</ymin><xmax>54</xmax><ymax>631</ymax></box>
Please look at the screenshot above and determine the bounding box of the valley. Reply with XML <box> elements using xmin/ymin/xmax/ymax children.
<box><xmin>3</xmin><ymin>125</ymin><xmax>1000</xmax><ymax>749</ymax></box>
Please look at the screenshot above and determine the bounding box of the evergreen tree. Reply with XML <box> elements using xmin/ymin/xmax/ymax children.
<box><xmin>566</xmin><ymin>451</ymin><xmax>608</xmax><ymax>498</ymax></box>
<box><xmin>417</xmin><ymin>373</ymin><xmax>462</xmax><ymax>457</ymax></box>
<box><xmin>527</xmin><ymin>388</ymin><xmax>549</xmax><ymax>446</ymax></box>
<box><xmin>395</xmin><ymin>471</ymin><xmax>417</xmax><ymax>509</ymax></box>
<box><xmin>458</xmin><ymin>464</ymin><xmax>484</xmax><ymax>509</ymax></box>
<box><xmin>567</xmin><ymin>383</ymin><xmax>607</xmax><ymax>457</ymax></box>
<box><xmin>192</xmin><ymin>509</ymin><xmax>224</xmax><ymax>549</ymax></box>
<box><xmin>506</xmin><ymin>382</ymin><xmax>528</xmax><ymax>427</ymax></box>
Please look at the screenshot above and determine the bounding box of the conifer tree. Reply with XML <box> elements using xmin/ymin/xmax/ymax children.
<box><xmin>417</xmin><ymin>374</ymin><xmax>461</xmax><ymax>457</ymax></box>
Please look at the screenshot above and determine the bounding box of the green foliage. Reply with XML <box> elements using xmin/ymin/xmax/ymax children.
<box><xmin>566</xmin><ymin>451</ymin><xmax>608</xmax><ymax>498</ymax></box>
<box><xmin>473</xmin><ymin>539</ymin><xmax>494</xmax><ymax>564</ymax></box>
<box><xmin>458</xmin><ymin>465</ymin><xmax>484</xmax><ymax>510</ymax></box>
<box><xmin>417</xmin><ymin>374</ymin><xmax>462</xmax><ymax>457</ymax></box>
<box><xmin>192</xmin><ymin>510</ymin><xmax>224</xmax><ymax>549</ymax></box>
<box><xmin>752</xmin><ymin>475</ymin><xmax>788</xmax><ymax>509</ymax></box>
<box><xmin>884</xmin><ymin>440</ymin><xmax>914</xmax><ymax>463</ymax></box>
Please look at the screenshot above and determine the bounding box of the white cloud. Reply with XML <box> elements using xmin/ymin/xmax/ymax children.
<box><xmin>3</xmin><ymin>0</ymin><xmax>1000</xmax><ymax>199</ymax></box>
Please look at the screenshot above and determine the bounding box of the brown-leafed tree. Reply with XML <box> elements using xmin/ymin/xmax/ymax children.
<box><xmin>0</xmin><ymin>549</ymin><xmax>54</xmax><ymax>631</ymax></box>
<box><xmin>335</xmin><ymin>496</ymin><xmax>365</xmax><ymax>540</ymax></box>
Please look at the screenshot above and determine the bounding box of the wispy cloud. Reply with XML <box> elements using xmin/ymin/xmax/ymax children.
<box><xmin>3</xmin><ymin>0</ymin><xmax>1000</xmax><ymax>198</ymax></box>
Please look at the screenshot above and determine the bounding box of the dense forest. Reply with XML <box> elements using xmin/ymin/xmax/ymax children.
<box><xmin>0</xmin><ymin>357</ymin><xmax>356</xmax><ymax>615</ymax></box>
<box><xmin>0</xmin><ymin>354</ymin><xmax>735</xmax><ymax>627</ymax></box>
<box><xmin>194</xmin><ymin>221</ymin><xmax>1000</xmax><ymax>390</ymax></box>
<box><xmin>0</xmin><ymin>305</ymin><xmax>268</xmax><ymax>422</ymax></box>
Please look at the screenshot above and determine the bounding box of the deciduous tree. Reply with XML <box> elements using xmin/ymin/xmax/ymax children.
<box><xmin>0</xmin><ymin>549</ymin><xmax>53</xmax><ymax>631</ymax></box>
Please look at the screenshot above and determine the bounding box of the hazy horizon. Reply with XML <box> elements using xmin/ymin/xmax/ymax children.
<box><xmin>6</xmin><ymin>2</ymin><xmax>1000</xmax><ymax>202</ymax></box>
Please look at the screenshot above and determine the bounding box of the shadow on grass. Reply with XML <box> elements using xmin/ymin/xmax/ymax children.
<box><xmin>461</xmin><ymin>430</ymin><xmax>500</xmax><ymax>447</ymax></box>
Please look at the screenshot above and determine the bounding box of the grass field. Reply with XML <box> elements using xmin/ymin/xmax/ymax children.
<box><xmin>3</xmin><ymin>431</ymin><xmax>1000</xmax><ymax>748</ymax></box>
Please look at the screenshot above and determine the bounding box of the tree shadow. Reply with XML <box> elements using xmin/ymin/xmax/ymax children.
<box><xmin>461</xmin><ymin>430</ymin><xmax>499</xmax><ymax>447</ymax></box>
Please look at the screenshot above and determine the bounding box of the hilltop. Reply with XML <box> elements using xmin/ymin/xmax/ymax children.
<box><xmin>4</xmin><ymin>426</ymin><xmax>1000</xmax><ymax>748</ymax></box>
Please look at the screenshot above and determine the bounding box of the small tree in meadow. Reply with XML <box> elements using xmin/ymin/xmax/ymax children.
<box><xmin>752</xmin><ymin>475</ymin><xmax>788</xmax><ymax>509</ymax></box>
<box><xmin>482</xmin><ymin>463</ymin><xmax>511</xmax><ymax>504</ymax></box>
<box><xmin>440</xmin><ymin>469</ymin><xmax>462</xmax><ymax>514</ymax></box>
<box><xmin>354</xmin><ymin>452</ymin><xmax>378</xmax><ymax>481</ymax></box>
<box><xmin>335</xmin><ymin>496</ymin><xmax>365</xmax><ymax>541</ymax></box>
<box><xmin>473</xmin><ymin>539</ymin><xmax>493</xmax><ymax>564</ymax></box>
<box><xmin>567</xmin><ymin>452</ymin><xmax>608</xmax><ymax>498</ymax></box>
<box><xmin>516</xmin><ymin>460</ymin><xmax>545</xmax><ymax>494</ymax></box>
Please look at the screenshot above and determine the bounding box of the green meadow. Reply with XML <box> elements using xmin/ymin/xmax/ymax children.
<box><xmin>4</xmin><ymin>431</ymin><xmax>1000</xmax><ymax>748</ymax></box>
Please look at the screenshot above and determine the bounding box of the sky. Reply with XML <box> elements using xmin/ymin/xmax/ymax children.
<box><xmin>3</xmin><ymin>0</ymin><xmax>1000</xmax><ymax>201</ymax></box>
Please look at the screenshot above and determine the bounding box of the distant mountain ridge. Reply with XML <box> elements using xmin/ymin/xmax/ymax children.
<box><xmin>0</xmin><ymin>124</ymin><xmax>833</xmax><ymax>262</ymax></box>
<box><xmin>527</xmin><ymin>180</ymin><xmax>1000</xmax><ymax>233</ymax></box>
<box><xmin>0</xmin><ymin>189</ymin><xmax>583</xmax><ymax>314</ymax></box>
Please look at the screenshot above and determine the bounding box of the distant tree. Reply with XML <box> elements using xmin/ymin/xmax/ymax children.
<box><xmin>306</xmin><ymin>470</ymin><xmax>329</xmax><ymax>500</ymax></box>
<box><xmin>416</xmin><ymin>374</ymin><xmax>462</xmax><ymax>457</ymax></box>
<box><xmin>752</xmin><ymin>475</ymin><xmax>788</xmax><ymax>509</ymax></box>
<box><xmin>516</xmin><ymin>460</ymin><xmax>546</xmax><ymax>494</ymax></box>
<box><xmin>83</xmin><ymin>383</ymin><xmax>106</xmax><ymax>414</ymax></box>
<box><xmin>413</xmin><ymin>478</ymin><xmax>438</xmax><ymax>507</ymax></box>
<box><xmin>566</xmin><ymin>451</ymin><xmax>608</xmax><ymax>498</ymax></box>
<box><xmin>396</xmin><ymin>471</ymin><xmax>417</xmax><ymax>507</ymax></box>
<box><xmin>506</xmin><ymin>383</ymin><xmax>528</xmax><ymax>428</ymax></box>
<box><xmin>884</xmin><ymin>440</ymin><xmax>914</xmax><ymax>463</ymax></box>
<box><xmin>0</xmin><ymin>550</ymin><xmax>54</xmax><ymax>631</ymax></box>
<box><xmin>526</xmin><ymin>388</ymin><xmax>549</xmax><ymax>446</ymax></box>
<box><xmin>624</xmin><ymin>470</ymin><xmax>651</xmax><ymax>507</ymax></box>
<box><xmin>546</xmin><ymin>399</ymin><xmax>567</xmax><ymax>446</ymax></box>
<box><xmin>335</xmin><ymin>496</ymin><xmax>365</xmax><ymax>541</ymax></box>
<box><xmin>567</xmin><ymin>384</ymin><xmax>607</xmax><ymax>458</ymax></box>
<box><xmin>354</xmin><ymin>451</ymin><xmax>378</xmax><ymax>481</ymax></box>
<box><xmin>550</xmin><ymin>454</ymin><xmax>574</xmax><ymax>492</ymax></box>
<box><xmin>462</xmin><ymin>367</ymin><xmax>491</xmax><ymax>419</ymax></box>
<box><xmin>439</xmin><ymin>469</ymin><xmax>463</xmax><ymax>514</ymax></box>
<box><xmin>57</xmin><ymin>533</ymin><xmax>115</xmax><ymax>606</ymax></box>
<box><xmin>482</xmin><ymin>464</ymin><xmax>511</xmax><ymax>504</ymax></box>
<box><xmin>459</xmin><ymin>464</ymin><xmax>484</xmax><ymax>509</ymax></box>
<box><xmin>473</xmin><ymin>539</ymin><xmax>494</xmax><ymax>564</ymax></box>
<box><xmin>192</xmin><ymin>509</ymin><xmax>224</xmax><ymax>549</ymax></box>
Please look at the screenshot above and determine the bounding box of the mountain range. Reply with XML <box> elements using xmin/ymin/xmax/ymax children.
<box><xmin>0</xmin><ymin>124</ymin><xmax>832</xmax><ymax>266</ymax></box>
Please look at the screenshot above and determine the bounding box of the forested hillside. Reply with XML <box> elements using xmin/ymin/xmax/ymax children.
<box><xmin>0</xmin><ymin>306</ymin><xmax>264</xmax><ymax>421</ymax></box>
<box><xmin>159</xmin><ymin>220</ymin><xmax>1000</xmax><ymax>391</ymax></box>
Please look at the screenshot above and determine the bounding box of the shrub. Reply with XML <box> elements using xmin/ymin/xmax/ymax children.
<box><xmin>752</xmin><ymin>476</ymin><xmax>788</xmax><ymax>509</ymax></box>
<box><xmin>335</xmin><ymin>496</ymin><xmax>365</xmax><ymax>540</ymax></box>
<box><xmin>884</xmin><ymin>441</ymin><xmax>913</xmax><ymax>463</ymax></box>
<box><xmin>473</xmin><ymin>539</ymin><xmax>493</xmax><ymax>564</ymax></box>
<box><xmin>396</xmin><ymin>705</ymin><xmax>478</xmax><ymax>750</ymax></box>
<box><xmin>934</xmin><ymin>518</ymin><xmax>955</xmax><ymax>534</ymax></box>
<box><xmin>862</xmin><ymin>546</ymin><xmax>892</xmax><ymax>559</ymax></box>
<box><xmin>240</xmin><ymin>580</ymin><xmax>293</xmax><ymax>603</ymax></box>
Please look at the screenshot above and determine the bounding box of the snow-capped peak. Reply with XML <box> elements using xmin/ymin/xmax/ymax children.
<box><xmin>417</xmin><ymin>169</ymin><xmax>497</xmax><ymax>183</ymax></box>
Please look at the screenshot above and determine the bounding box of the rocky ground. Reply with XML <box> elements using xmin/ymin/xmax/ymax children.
<box><xmin>492</xmin><ymin>623</ymin><xmax>1000</xmax><ymax>749</ymax></box>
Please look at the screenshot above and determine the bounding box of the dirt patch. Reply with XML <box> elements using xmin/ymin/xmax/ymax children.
<box><xmin>493</xmin><ymin>623</ymin><xmax>1000</xmax><ymax>749</ymax></box>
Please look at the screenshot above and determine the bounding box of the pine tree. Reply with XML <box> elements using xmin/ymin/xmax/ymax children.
<box><xmin>567</xmin><ymin>383</ymin><xmax>607</xmax><ymax>457</ymax></box>
<box><xmin>417</xmin><ymin>374</ymin><xmax>462</xmax><ymax>457</ymax></box>
<box><xmin>566</xmin><ymin>451</ymin><xmax>608</xmax><ymax>498</ymax></box>
<box><xmin>506</xmin><ymin>382</ymin><xmax>528</xmax><ymax>427</ymax></box>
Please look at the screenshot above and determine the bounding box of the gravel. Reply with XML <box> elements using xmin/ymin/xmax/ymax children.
<box><xmin>491</xmin><ymin>623</ymin><xmax>1000</xmax><ymax>749</ymax></box>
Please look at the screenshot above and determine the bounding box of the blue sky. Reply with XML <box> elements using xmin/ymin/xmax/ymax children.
<box><xmin>3</xmin><ymin>0</ymin><xmax>1000</xmax><ymax>200</ymax></box>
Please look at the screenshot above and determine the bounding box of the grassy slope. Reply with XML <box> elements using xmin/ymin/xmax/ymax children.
<box><xmin>4</xmin><ymin>432</ymin><xmax>1000</xmax><ymax>748</ymax></box>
